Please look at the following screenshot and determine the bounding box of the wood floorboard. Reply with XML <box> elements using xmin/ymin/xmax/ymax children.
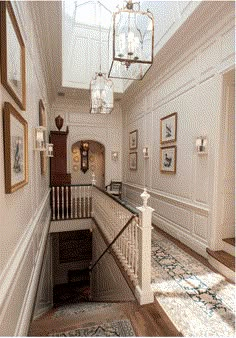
<box><xmin>223</xmin><ymin>237</ymin><xmax>235</xmax><ymax>246</ymax></box>
<box><xmin>206</xmin><ymin>248</ymin><xmax>235</xmax><ymax>271</ymax></box>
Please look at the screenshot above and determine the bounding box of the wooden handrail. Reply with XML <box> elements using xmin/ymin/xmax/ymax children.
<box><xmin>93</xmin><ymin>185</ymin><xmax>139</xmax><ymax>215</ymax></box>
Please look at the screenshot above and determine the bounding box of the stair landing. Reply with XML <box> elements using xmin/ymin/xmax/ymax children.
<box><xmin>206</xmin><ymin>248</ymin><xmax>235</xmax><ymax>272</ymax></box>
<box><xmin>223</xmin><ymin>237</ymin><xmax>235</xmax><ymax>246</ymax></box>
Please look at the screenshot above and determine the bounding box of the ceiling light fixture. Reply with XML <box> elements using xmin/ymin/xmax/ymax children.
<box><xmin>109</xmin><ymin>0</ymin><xmax>154</xmax><ymax>80</ymax></box>
<box><xmin>90</xmin><ymin>2</ymin><xmax>114</xmax><ymax>114</ymax></box>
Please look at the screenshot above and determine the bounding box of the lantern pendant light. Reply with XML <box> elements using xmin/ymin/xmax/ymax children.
<box><xmin>90</xmin><ymin>2</ymin><xmax>114</xmax><ymax>114</ymax></box>
<box><xmin>109</xmin><ymin>0</ymin><xmax>154</xmax><ymax>80</ymax></box>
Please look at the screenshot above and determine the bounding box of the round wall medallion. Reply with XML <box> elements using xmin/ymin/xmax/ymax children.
<box><xmin>73</xmin><ymin>155</ymin><xmax>80</xmax><ymax>162</ymax></box>
<box><xmin>73</xmin><ymin>164</ymin><xmax>79</xmax><ymax>171</ymax></box>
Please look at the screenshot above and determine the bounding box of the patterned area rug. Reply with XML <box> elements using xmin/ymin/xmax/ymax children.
<box><xmin>151</xmin><ymin>230</ymin><xmax>235</xmax><ymax>337</ymax></box>
<box><xmin>50</xmin><ymin>319</ymin><xmax>135</xmax><ymax>336</ymax></box>
<box><xmin>54</xmin><ymin>302</ymin><xmax>113</xmax><ymax>318</ymax></box>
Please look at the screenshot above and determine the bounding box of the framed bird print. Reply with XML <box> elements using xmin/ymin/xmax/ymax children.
<box><xmin>160</xmin><ymin>146</ymin><xmax>176</xmax><ymax>173</ymax></box>
<box><xmin>3</xmin><ymin>102</ymin><xmax>28</xmax><ymax>193</ymax></box>
<box><xmin>160</xmin><ymin>113</ymin><xmax>177</xmax><ymax>144</ymax></box>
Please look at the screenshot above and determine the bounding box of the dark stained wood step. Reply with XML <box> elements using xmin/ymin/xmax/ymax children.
<box><xmin>223</xmin><ymin>237</ymin><xmax>235</xmax><ymax>246</ymax></box>
<box><xmin>206</xmin><ymin>248</ymin><xmax>235</xmax><ymax>271</ymax></box>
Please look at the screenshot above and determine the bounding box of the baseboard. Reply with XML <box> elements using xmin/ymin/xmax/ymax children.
<box><xmin>152</xmin><ymin>214</ymin><xmax>207</xmax><ymax>258</ymax></box>
<box><xmin>0</xmin><ymin>190</ymin><xmax>51</xmax><ymax>336</ymax></box>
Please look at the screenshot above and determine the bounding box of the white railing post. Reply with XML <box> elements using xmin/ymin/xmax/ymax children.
<box><xmin>135</xmin><ymin>188</ymin><xmax>154</xmax><ymax>305</ymax></box>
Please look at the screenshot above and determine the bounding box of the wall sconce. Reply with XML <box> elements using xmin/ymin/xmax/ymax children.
<box><xmin>143</xmin><ymin>147</ymin><xmax>149</xmax><ymax>159</ymax></box>
<box><xmin>46</xmin><ymin>143</ymin><xmax>54</xmax><ymax>157</ymax></box>
<box><xmin>111</xmin><ymin>151</ymin><xmax>119</xmax><ymax>161</ymax></box>
<box><xmin>196</xmin><ymin>136</ymin><xmax>208</xmax><ymax>154</ymax></box>
<box><xmin>34</xmin><ymin>126</ymin><xmax>46</xmax><ymax>151</ymax></box>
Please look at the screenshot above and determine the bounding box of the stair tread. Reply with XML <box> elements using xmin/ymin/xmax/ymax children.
<box><xmin>206</xmin><ymin>248</ymin><xmax>235</xmax><ymax>271</ymax></box>
<box><xmin>223</xmin><ymin>237</ymin><xmax>235</xmax><ymax>246</ymax></box>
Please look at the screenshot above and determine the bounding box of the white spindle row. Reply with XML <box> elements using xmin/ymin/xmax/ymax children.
<box><xmin>51</xmin><ymin>185</ymin><xmax>92</xmax><ymax>220</ymax></box>
<box><xmin>92</xmin><ymin>187</ymin><xmax>139</xmax><ymax>286</ymax></box>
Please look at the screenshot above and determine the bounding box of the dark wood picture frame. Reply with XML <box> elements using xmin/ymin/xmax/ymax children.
<box><xmin>0</xmin><ymin>1</ymin><xmax>26</xmax><ymax>110</ymax></box>
<box><xmin>129</xmin><ymin>152</ymin><xmax>137</xmax><ymax>170</ymax></box>
<box><xmin>160</xmin><ymin>145</ymin><xmax>177</xmax><ymax>174</ymax></box>
<box><xmin>160</xmin><ymin>112</ymin><xmax>177</xmax><ymax>144</ymax></box>
<box><xmin>3</xmin><ymin>102</ymin><xmax>28</xmax><ymax>193</ymax></box>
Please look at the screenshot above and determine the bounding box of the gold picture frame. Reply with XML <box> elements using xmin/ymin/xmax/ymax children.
<box><xmin>160</xmin><ymin>112</ymin><xmax>177</xmax><ymax>144</ymax></box>
<box><xmin>0</xmin><ymin>1</ymin><xmax>26</xmax><ymax>111</ymax></box>
<box><xmin>160</xmin><ymin>146</ymin><xmax>177</xmax><ymax>174</ymax></box>
<box><xmin>129</xmin><ymin>129</ymin><xmax>138</xmax><ymax>150</ymax></box>
<box><xmin>3</xmin><ymin>102</ymin><xmax>28</xmax><ymax>193</ymax></box>
<box><xmin>39</xmin><ymin>99</ymin><xmax>47</xmax><ymax>175</ymax></box>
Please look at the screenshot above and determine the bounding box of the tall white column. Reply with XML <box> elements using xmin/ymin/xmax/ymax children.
<box><xmin>135</xmin><ymin>188</ymin><xmax>154</xmax><ymax>305</ymax></box>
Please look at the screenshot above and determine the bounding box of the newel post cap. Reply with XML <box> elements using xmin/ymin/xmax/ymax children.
<box><xmin>141</xmin><ymin>188</ymin><xmax>150</xmax><ymax>208</ymax></box>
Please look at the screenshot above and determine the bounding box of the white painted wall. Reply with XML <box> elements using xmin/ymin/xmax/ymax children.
<box><xmin>0</xmin><ymin>2</ymin><xmax>51</xmax><ymax>335</ymax></box>
<box><xmin>121</xmin><ymin>1</ymin><xmax>235</xmax><ymax>257</ymax></box>
<box><xmin>50</xmin><ymin>96</ymin><xmax>123</xmax><ymax>186</ymax></box>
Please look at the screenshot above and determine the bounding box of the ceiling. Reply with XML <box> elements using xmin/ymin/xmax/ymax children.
<box><xmin>30</xmin><ymin>0</ymin><xmax>160</xmax><ymax>105</ymax></box>
<box><xmin>30</xmin><ymin>1</ymin><xmax>233</xmax><ymax>106</ymax></box>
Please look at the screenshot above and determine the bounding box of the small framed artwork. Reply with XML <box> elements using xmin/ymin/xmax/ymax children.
<box><xmin>129</xmin><ymin>152</ymin><xmax>137</xmax><ymax>170</ymax></box>
<box><xmin>129</xmin><ymin>129</ymin><xmax>138</xmax><ymax>149</ymax></box>
<box><xmin>160</xmin><ymin>112</ymin><xmax>177</xmax><ymax>144</ymax></box>
<box><xmin>0</xmin><ymin>1</ymin><xmax>26</xmax><ymax>110</ymax></box>
<box><xmin>39</xmin><ymin>100</ymin><xmax>47</xmax><ymax>175</ymax></box>
<box><xmin>3</xmin><ymin>102</ymin><xmax>28</xmax><ymax>193</ymax></box>
<box><xmin>160</xmin><ymin>146</ymin><xmax>177</xmax><ymax>173</ymax></box>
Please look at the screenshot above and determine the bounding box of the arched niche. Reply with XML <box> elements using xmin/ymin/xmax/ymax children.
<box><xmin>71</xmin><ymin>140</ymin><xmax>105</xmax><ymax>189</ymax></box>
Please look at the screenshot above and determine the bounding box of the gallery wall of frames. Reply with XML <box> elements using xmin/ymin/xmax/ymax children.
<box><xmin>0</xmin><ymin>1</ymin><xmax>51</xmax><ymax>336</ymax></box>
<box><xmin>121</xmin><ymin>2</ymin><xmax>235</xmax><ymax>261</ymax></box>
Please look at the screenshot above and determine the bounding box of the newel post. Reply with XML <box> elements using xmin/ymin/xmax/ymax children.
<box><xmin>135</xmin><ymin>188</ymin><xmax>154</xmax><ymax>305</ymax></box>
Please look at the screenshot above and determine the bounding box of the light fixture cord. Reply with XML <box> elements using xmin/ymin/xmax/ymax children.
<box><xmin>99</xmin><ymin>1</ymin><xmax>102</xmax><ymax>73</ymax></box>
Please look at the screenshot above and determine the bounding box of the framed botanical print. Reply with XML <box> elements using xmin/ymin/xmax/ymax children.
<box><xmin>129</xmin><ymin>152</ymin><xmax>137</xmax><ymax>170</ymax></box>
<box><xmin>160</xmin><ymin>112</ymin><xmax>177</xmax><ymax>144</ymax></box>
<box><xmin>160</xmin><ymin>146</ymin><xmax>176</xmax><ymax>173</ymax></box>
<box><xmin>129</xmin><ymin>129</ymin><xmax>138</xmax><ymax>149</ymax></box>
<box><xmin>39</xmin><ymin>99</ymin><xmax>47</xmax><ymax>175</ymax></box>
<box><xmin>3</xmin><ymin>102</ymin><xmax>28</xmax><ymax>193</ymax></box>
<box><xmin>0</xmin><ymin>1</ymin><xmax>26</xmax><ymax>110</ymax></box>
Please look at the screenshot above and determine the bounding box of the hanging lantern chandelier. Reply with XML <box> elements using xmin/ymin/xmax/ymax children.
<box><xmin>90</xmin><ymin>2</ymin><xmax>114</xmax><ymax>114</ymax></box>
<box><xmin>108</xmin><ymin>0</ymin><xmax>154</xmax><ymax>80</ymax></box>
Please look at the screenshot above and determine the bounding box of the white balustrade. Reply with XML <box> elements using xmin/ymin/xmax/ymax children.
<box><xmin>50</xmin><ymin>184</ymin><xmax>154</xmax><ymax>306</ymax></box>
<box><xmin>51</xmin><ymin>185</ymin><xmax>92</xmax><ymax>221</ymax></box>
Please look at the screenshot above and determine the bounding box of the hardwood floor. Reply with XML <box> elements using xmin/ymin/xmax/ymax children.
<box><xmin>29</xmin><ymin>299</ymin><xmax>182</xmax><ymax>337</ymax></box>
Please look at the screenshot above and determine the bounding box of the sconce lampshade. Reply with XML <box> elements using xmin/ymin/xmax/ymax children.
<box><xmin>90</xmin><ymin>72</ymin><xmax>114</xmax><ymax>114</ymax></box>
<box><xmin>34</xmin><ymin>126</ymin><xmax>46</xmax><ymax>151</ymax></box>
<box><xmin>196</xmin><ymin>136</ymin><xmax>207</xmax><ymax>154</ymax></box>
<box><xmin>46</xmin><ymin>143</ymin><xmax>54</xmax><ymax>157</ymax></box>
<box><xmin>109</xmin><ymin>0</ymin><xmax>154</xmax><ymax>80</ymax></box>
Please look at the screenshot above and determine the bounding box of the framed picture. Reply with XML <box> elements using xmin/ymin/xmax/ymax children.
<box><xmin>0</xmin><ymin>1</ymin><xmax>26</xmax><ymax>110</ymax></box>
<box><xmin>3</xmin><ymin>102</ymin><xmax>28</xmax><ymax>193</ymax></box>
<box><xmin>160</xmin><ymin>112</ymin><xmax>177</xmax><ymax>144</ymax></box>
<box><xmin>129</xmin><ymin>129</ymin><xmax>138</xmax><ymax>149</ymax></box>
<box><xmin>160</xmin><ymin>146</ymin><xmax>177</xmax><ymax>173</ymax></box>
<box><xmin>39</xmin><ymin>100</ymin><xmax>47</xmax><ymax>175</ymax></box>
<box><xmin>129</xmin><ymin>152</ymin><xmax>137</xmax><ymax>170</ymax></box>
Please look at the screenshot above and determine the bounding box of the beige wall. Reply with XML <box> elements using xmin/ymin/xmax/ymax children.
<box><xmin>0</xmin><ymin>2</ymin><xmax>51</xmax><ymax>335</ymax></box>
<box><xmin>121</xmin><ymin>1</ymin><xmax>235</xmax><ymax>256</ymax></box>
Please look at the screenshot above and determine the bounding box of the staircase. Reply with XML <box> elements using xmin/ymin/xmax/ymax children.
<box><xmin>206</xmin><ymin>237</ymin><xmax>235</xmax><ymax>282</ymax></box>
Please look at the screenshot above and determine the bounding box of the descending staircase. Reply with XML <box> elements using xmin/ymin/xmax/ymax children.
<box><xmin>206</xmin><ymin>237</ymin><xmax>235</xmax><ymax>282</ymax></box>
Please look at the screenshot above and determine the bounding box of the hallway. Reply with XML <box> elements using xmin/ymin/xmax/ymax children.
<box><xmin>29</xmin><ymin>228</ymin><xmax>235</xmax><ymax>336</ymax></box>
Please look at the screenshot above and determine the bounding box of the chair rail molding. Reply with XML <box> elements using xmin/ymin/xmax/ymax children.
<box><xmin>0</xmin><ymin>190</ymin><xmax>51</xmax><ymax>336</ymax></box>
